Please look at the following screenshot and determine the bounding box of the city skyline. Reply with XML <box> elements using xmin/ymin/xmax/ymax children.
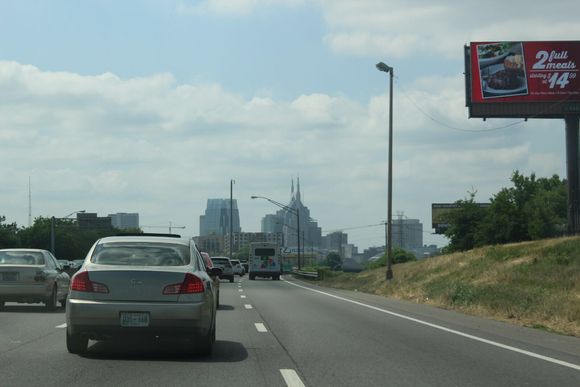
<box><xmin>1</xmin><ymin>2</ymin><xmax>577</xmax><ymax>250</ymax></box>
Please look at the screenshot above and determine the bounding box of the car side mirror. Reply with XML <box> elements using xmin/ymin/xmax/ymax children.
<box><xmin>209</xmin><ymin>267</ymin><xmax>222</xmax><ymax>277</ymax></box>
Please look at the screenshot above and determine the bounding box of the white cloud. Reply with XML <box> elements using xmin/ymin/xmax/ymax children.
<box><xmin>177</xmin><ymin>0</ymin><xmax>306</xmax><ymax>16</ymax></box>
<box><xmin>0</xmin><ymin>61</ymin><xmax>566</xmax><ymax>250</ymax></box>
<box><xmin>319</xmin><ymin>0</ymin><xmax>580</xmax><ymax>58</ymax></box>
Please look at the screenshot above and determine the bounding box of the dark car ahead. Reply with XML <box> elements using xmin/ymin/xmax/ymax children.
<box><xmin>201</xmin><ymin>252</ymin><xmax>221</xmax><ymax>307</ymax></box>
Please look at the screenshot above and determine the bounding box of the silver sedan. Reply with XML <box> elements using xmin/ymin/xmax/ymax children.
<box><xmin>0</xmin><ymin>248</ymin><xmax>70</xmax><ymax>310</ymax></box>
<box><xmin>66</xmin><ymin>235</ymin><xmax>220</xmax><ymax>355</ymax></box>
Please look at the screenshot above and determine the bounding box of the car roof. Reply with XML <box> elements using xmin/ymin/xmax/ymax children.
<box><xmin>0</xmin><ymin>248</ymin><xmax>48</xmax><ymax>253</ymax></box>
<box><xmin>97</xmin><ymin>236</ymin><xmax>191</xmax><ymax>246</ymax></box>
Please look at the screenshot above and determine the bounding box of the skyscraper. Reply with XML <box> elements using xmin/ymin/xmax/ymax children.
<box><xmin>108</xmin><ymin>213</ymin><xmax>139</xmax><ymax>230</ymax></box>
<box><xmin>199</xmin><ymin>199</ymin><xmax>241</xmax><ymax>236</ymax></box>
<box><xmin>260</xmin><ymin>178</ymin><xmax>321</xmax><ymax>249</ymax></box>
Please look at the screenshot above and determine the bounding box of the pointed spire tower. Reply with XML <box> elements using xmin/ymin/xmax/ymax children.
<box><xmin>296</xmin><ymin>176</ymin><xmax>301</xmax><ymax>202</ymax></box>
<box><xmin>291</xmin><ymin>178</ymin><xmax>295</xmax><ymax>200</ymax></box>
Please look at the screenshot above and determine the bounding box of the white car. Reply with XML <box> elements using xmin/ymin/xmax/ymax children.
<box><xmin>229</xmin><ymin>259</ymin><xmax>245</xmax><ymax>276</ymax></box>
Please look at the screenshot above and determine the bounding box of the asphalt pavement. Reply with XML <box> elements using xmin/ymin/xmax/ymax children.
<box><xmin>0</xmin><ymin>275</ymin><xmax>578</xmax><ymax>386</ymax></box>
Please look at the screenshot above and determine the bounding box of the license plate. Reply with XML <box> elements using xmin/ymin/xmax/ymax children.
<box><xmin>120</xmin><ymin>312</ymin><xmax>150</xmax><ymax>327</ymax></box>
<box><xmin>1</xmin><ymin>272</ymin><xmax>18</xmax><ymax>281</ymax></box>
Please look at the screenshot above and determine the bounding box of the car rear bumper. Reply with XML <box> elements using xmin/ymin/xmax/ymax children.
<box><xmin>0</xmin><ymin>284</ymin><xmax>49</xmax><ymax>301</ymax></box>
<box><xmin>67</xmin><ymin>298</ymin><xmax>211</xmax><ymax>339</ymax></box>
<box><xmin>250</xmin><ymin>271</ymin><xmax>280</xmax><ymax>277</ymax></box>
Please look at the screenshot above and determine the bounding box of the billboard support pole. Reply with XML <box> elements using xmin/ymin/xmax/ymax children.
<box><xmin>565</xmin><ymin>116</ymin><xmax>580</xmax><ymax>235</ymax></box>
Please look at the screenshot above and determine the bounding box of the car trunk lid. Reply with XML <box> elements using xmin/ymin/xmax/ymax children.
<box><xmin>85</xmin><ymin>265</ymin><xmax>190</xmax><ymax>302</ymax></box>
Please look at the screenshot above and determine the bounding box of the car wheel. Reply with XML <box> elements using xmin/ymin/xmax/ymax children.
<box><xmin>229</xmin><ymin>276</ymin><xmax>234</xmax><ymax>283</ymax></box>
<box><xmin>59</xmin><ymin>296</ymin><xmax>67</xmax><ymax>308</ymax></box>
<box><xmin>250</xmin><ymin>274</ymin><xmax>255</xmax><ymax>280</ymax></box>
<box><xmin>0</xmin><ymin>301</ymin><xmax>4</xmax><ymax>310</ymax></box>
<box><xmin>45</xmin><ymin>287</ymin><xmax>57</xmax><ymax>311</ymax></box>
<box><xmin>66</xmin><ymin>328</ymin><xmax>88</xmax><ymax>354</ymax></box>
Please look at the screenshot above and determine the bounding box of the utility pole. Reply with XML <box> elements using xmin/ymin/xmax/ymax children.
<box><xmin>230</xmin><ymin>179</ymin><xmax>235</xmax><ymax>258</ymax></box>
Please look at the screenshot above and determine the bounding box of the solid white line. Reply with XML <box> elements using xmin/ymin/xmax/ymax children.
<box><xmin>255</xmin><ymin>323</ymin><xmax>268</xmax><ymax>332</ymax></box>
<box><xmin>280</xmin><ymin>369</ymin><xmax>306</xmax><ymax>387</ymax></box>
<box><xmin>55</xmin><ymin>323</ymin><xmax>67</xmax><ymax>329</ymax></box>
<box><xmin>240</xmin><ymin>295</ymin><xmax>247</xmax><ymax>298</ymax></box>
<box><xmin>283</xmin><ymin>279</ymin><xmax>580</xmax><ymax>371</ymax></box>
<box><xmin>244</xmin><ymin>304</ymin><xmax>253</xmax><ymax>309</ymax></box>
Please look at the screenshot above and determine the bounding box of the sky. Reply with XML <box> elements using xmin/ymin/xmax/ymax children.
<box><xmin>1</xmin><ymin>0</ymin><xmax>579</xmax><ymax>251</ymax></box>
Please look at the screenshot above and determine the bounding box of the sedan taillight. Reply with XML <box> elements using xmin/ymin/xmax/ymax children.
<box><xmin>163</xmin><ymin>273</ymin><xmax>204</xmax><ymax>295</ymax></box>
<box><xmin>70</xmin><ymin>271</ymin><xmax>109</xmax><ymax>293</ymax></box>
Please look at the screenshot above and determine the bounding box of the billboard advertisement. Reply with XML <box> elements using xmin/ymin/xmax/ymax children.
<box><xmin>469</xmin><ymin>41</ymin><xmax>580</xmax><ymax>104</ymax></box>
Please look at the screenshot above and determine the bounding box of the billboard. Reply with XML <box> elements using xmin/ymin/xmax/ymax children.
<box><xmin>466</xmin><ymin>41</ymin><xmax>580</xmax><ymax>118</ymax></box>
<box><xmin>432</xmin><ymin>203</ymin><xmax>490</xmax><ymax>234</ymax></box>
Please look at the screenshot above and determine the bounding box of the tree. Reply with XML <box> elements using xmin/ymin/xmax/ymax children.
<box><xmin>365</xmin><ymin>248</ymin><xmax>417</xmax><ymax>270</ymax></box>
<box><xmin>393</xmin><ymin>248</ymin><xmax>417</xmax><ymax>264</ymax></box>
<box><xmin>325</xmin><ymin>252</ymin><xmax>342</xmax><ymax>271</ymax></box>
<box><xmin>444</xmin><ymin>171</ymin><xmax>567</xmax><ymax>252</ymax></box>
<box><xmin>232</xmin><ymin>244</ymin><xmax>250</xmax><ymax>261</ymax></box>
<box><xmin>477</xmin><ymin>172</ymin><xmax>566</xmax><ymax>245</ymax></box>
<box><xmin>443</xmin><ymin>192</ymin><xmax>488</xmax><ymax>253</ymax></box>
<box><xmin>18</xmin><ymin>216</ymin><xmax>120</xmax><ymax>260</ymax></box>
<box><xmin>0</xmin><ymin>216</ymin><xmax>19</xmax><ymax>249</ymax></box>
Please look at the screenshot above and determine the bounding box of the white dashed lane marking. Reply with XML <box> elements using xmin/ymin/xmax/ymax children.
<box><xmin>280</xmin><ymin>369</ymin><xmax>306</xmax><ymax>387</ymax></box>
<box><xmin>244</xmin><ymin>304</ymin><xmax>253</xmax><ymax>309</ymax></box>
<box><xmin>55</xmin><ymin>323</ymin><xmax>67</xmax><ymax>329</ymax></box>
<box><xmin>255</xmin><ymin>323</ymin><xmax>268</xmax><ymax>332</ymax></box>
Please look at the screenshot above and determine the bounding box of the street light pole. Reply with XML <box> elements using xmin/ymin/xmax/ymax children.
<box><xmin>376</xmin><ymin>61</ymin><xmax>394</xmax><ymax>281</ymax></box>
<box><xmin>251</xmin><ymin>195</ymin><xmax>301</xmax><ymax>270</ymax></box>
<box><xmin>230</xmin><ymin>179</ymin><xmax>235</xmax><ymax>259</ymax></box>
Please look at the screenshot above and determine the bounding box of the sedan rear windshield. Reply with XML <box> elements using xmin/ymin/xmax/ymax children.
<box><xmin>91</xmin><ymin>243</ymin><xmax>191</xmax><ymax>266</ymax></box>
<box><xmin>212</xmin><ymin>258</ymin><xmax>232</xmax><ymax>267</ymax></box>
<box><xmin>0</xmin><ymin>251</ymin><xmax>45</xmax><ymax>265</ymax></box>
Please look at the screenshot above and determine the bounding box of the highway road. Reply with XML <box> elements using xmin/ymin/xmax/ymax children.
<box><xmin>0</xmin><ymin>275</ymin><xmax>579</xmax><ymax>386</ymax></box>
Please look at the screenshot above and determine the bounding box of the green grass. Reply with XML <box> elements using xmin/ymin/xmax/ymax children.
<box><xmin>312</xmin><ymin>237</ymin><xmax>580</xmax><ymax>337</ymax></box>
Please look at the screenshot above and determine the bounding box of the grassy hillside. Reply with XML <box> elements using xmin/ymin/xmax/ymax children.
<box><xmin>314</xmin><ymin>236</ymin><xmax>580</xmax><ymax>337</ymax></box>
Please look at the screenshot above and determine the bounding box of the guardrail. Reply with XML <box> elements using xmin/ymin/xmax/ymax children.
<box><xmin>291</xmin><ymin>269</ymin><xmax>320</xmax><ymax>280</ymax></box>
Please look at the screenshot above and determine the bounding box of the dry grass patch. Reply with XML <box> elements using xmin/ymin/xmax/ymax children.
<box><xmin>313</xmin><ymin>236</ymin><xmax>580</xmax><ymax>337</ymax></box>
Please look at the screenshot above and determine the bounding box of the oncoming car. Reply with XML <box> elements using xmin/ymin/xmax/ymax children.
<box><xmin>66</xmin><ymin>235</ymin><xmax>221</xmax><ymax>355</ymax></box>
<box><xmin>0</xmin><ymin>249</ymin><xmax>70</xmax><ymax>310</ymax></box>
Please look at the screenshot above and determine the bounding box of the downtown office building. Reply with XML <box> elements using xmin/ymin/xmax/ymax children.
<box><xmin>199</xmin><ymin>198</ymin><xmax>241</xmax><ymax>237</ymax></box>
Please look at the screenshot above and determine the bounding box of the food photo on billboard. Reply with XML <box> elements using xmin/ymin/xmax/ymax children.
<box><xmin>477</xmin><ymin>42</ymin><xmax>529</xmax><ymax>99</ymax></box>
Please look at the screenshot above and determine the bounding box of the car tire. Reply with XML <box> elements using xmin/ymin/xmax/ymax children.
<box><xmin>66</xmin><ymin>328</ymin><xmax>88</xmax><ymax>354</ymax></box>
<box><xmin>59</xmin><ymin>296</ymin><xmax>67</xmax><ymax>308</ymax></box>
<box><xmin>45</xmin><ymin>287</ymin><xmax>57</xmax><ymax>311</ymax></box>
<box><xmin>249</xmin><ymin>274</ymin><xmax>255</xmax><ymax>280</ymax></box>
<box><xmin>0</xmin><ymin>301</ymin><xmax>4</xmax><ymax>310</ymax></box>
<box><xmin>217</xmin><ymin>291</ymin><xmax>220</xmax><ymax>308</ymax></box>
<box><xmin>229</xmin><ymin>276</ymin><xmax>234</xmax><ymax>283</ymax></box>
<box><xmin>198</xmin><ymin>320</ymin><xmax>215</xmax><ymax>356</ymax></box>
